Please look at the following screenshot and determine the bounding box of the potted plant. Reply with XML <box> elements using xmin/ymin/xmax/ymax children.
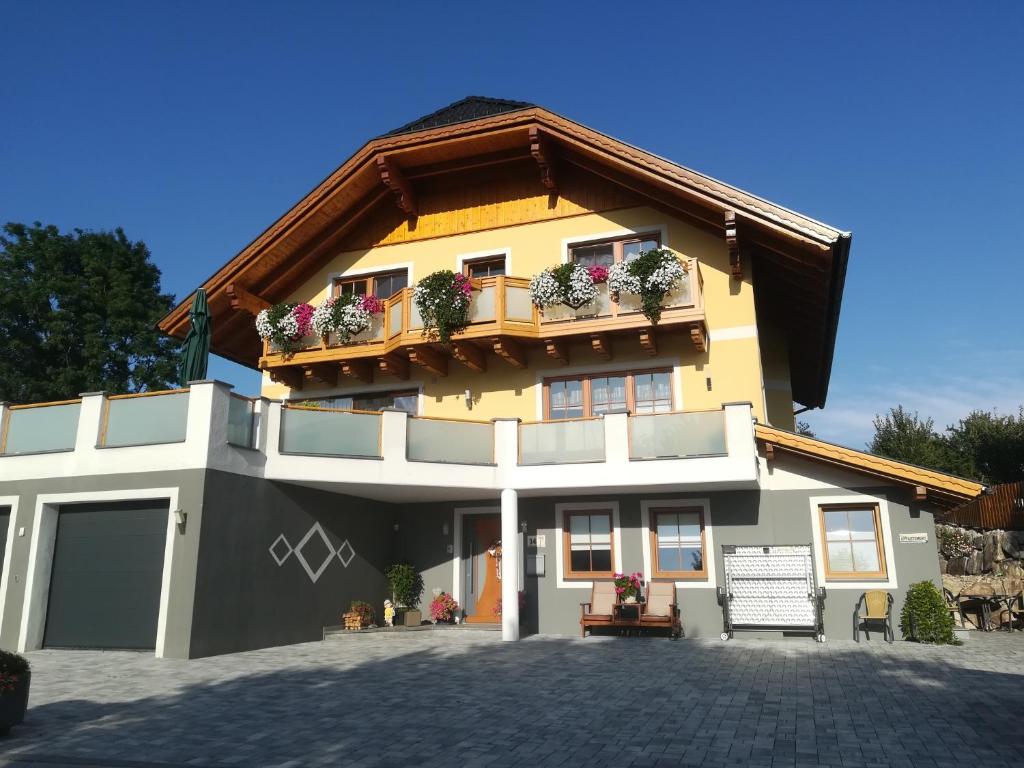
<box><xmin>255</xmin><ymin>302</ymin><xmax>315</xmax><ymax>355</ymax></box>
<box><xmin>900</xmin><ymin>581</ymin><xmax>958</xmax><ymax>645</ymax></box>
<box><xmin>311</xmin><ymin>294</ymin><xmax>384</xmax><ymax>345</ymax></box>
<box><xmin>412</xmin><ymin>270</ymin><xmax>473</xmax><ymax>344</ymax></box>
<box><xmin>429</xmin><ymin>592</ymin><xmax>459</xmax><ymax>624</ymax></box>
<box><xmin>608</xmin><ymin>248</ymin><xmax>687</xmax><ymax>323</ymax></box>
<box><xmin>528</xmin><ymin>263</ymin><xmax>607</xmax><ymax>310</ymax></box>
<box><xmin>0</xmin><ymin>650</ymin><xmax>30</xmax><ymax>735</ymax></box>
<box><xmin>384</xmin><ymin>563</ymin><xmax>424</xmax><ymax>626</ymax></box>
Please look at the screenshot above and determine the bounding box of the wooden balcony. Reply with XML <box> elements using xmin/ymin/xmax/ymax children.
<box><xmin>260</xmin><ymin>259</ymin><xmax>706</xmax><ymax>388</ymax></box>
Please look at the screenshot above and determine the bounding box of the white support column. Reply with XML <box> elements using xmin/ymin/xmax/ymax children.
<box><xmin>500</xmin><ymin>487</ymin><xmax>520</xmax><ymax>641</ymax></box>
<box><xmin>722</xmin><ymin>402</ymin><xmax>758</xmax><ymax>480</ymax></box>
<box><xmin>602</xmin><ymin>411</ymin><xmax>630</xmax><ymax>464</ymax></box>
<box><xmin>75</xmin><ymin>391</ymin><xmax>107</xmax><ymax>451</ymax></box>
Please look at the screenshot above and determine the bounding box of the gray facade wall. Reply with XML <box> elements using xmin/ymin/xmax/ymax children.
<box><xmin>189</xmin><ymin>471</ymin><xmax>396</xmax><ymax>658</ymax></box>
<box><xmin>0</xmin><ymin>469</ymin><xmax>207</xmax><ymax>658</ymax></box>
<box><xmin>396</xmin><ymin>486</ymin><xmax>939</xmax><ymax>641</ymax></box>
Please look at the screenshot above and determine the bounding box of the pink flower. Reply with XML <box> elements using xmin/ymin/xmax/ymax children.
<box><xmin>587</xmin><ymin>265</ymin><xmax>609</xmax><ymax>284</ymax></box>
<box><xmin>359</xmin><ymin>295</ymin><xmax>384</xmax><ymax>314</ymax></box>
<box><xmin>291</xmin><ymin>303</ymin><xmax>315</xmax><ymax>336</ymax></box>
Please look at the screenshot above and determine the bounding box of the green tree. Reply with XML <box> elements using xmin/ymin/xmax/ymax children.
<box><xmin>945</xmin><ymin>408</ymin><xmax>1024</xmax><ymax>485</ymax></box>
<box><xmin>0</xmin><ymin>222</ymin><xmax>179</xmax><ymax>403</ymax></box>
<box><xmin>796</xmin><ymin>420</ymin><xmax>815</xmax><ymax>437</ymax></box>
<box><xmin>868</xmin><ymin>406</ymin><xmax>958</xmax><ymax>474</ymax></box>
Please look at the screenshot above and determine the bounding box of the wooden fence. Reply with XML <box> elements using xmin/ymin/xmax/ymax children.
<box><xmin>943</xmin><ymin>481</ymin><xmax>1024</xmax><ymax>530</ymax></box>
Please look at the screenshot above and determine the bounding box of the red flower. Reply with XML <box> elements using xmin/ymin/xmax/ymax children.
<box><xmin>586</xmin><ymin>265</ymin><xmax>609</xmax><ymax>284</ymax></box>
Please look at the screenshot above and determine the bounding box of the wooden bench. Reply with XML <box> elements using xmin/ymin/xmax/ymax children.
<box><xmin>580</xmin><ymin>581</ymin><xmax>683</xmax><ymax>638</ymax></box>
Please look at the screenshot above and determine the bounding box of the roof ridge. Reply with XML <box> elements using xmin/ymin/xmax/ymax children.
<box><xmin>382</xmin><ymin>96</ymin><xmax>534</xmax><ymax>137</ymax></box>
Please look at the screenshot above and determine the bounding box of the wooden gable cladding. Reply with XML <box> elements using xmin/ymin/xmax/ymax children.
<box><xmin>339</xmin><ymin>162</ymin><xmax>638</xmax><ymax>251</ymax></box>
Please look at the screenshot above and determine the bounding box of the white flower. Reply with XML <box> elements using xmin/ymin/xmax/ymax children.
<box><xmin>564</xmin><ymin>263</ymin><xmax>597</xmax><ymax>308</ymax></box>
<box><xmin>608</xmin><ymin>263</ymin><xmax>642</xmax><ymax>295</ymax></box>
<box><xmin>528</xmin><ymin>270</ymin><xmax>561</xmax><ymax>308</ymax></box>
<box><xmin>311</xmin><ymin>298</ymin><xmax>338</xmax><ymax>338</ymax></box>
<box><xmin>255</xmin><ymin>308</ymin><xmax>274</xmax><ymax>339</ymax></box>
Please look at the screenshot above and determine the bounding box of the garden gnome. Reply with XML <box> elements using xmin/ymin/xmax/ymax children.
<box><xmin>384</xmin><ymin>599</ymin><xmax>396</xmax><ymax>628</ymax></box>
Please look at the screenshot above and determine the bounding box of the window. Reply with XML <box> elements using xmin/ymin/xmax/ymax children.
<box><xmin>311</xmin><ymin>390</ymin><xmax>417</xmax><ymax>415</ymax></box>
<box><xmin>463</xmin><ymin>255</ymin><xmax>506</xmax><ymax>278</ymax></box>
<box><xmin>543</xmin><ymin>369</ymin><xmax>673</xmax><ymax>418</ymax></box>
<box><xmin>650</xmin><ymin>508</ymin><xmax>706</xmax><ymax>578</ymax></box>
<box><xmin>564</xmin><ymin>510</ymin><xmax>614</xmax><ymax>577</ymax></box>
<box><xmin>570</xmin><ymin>233</ymin><xmax>660</xmax><ymax>267</ymax></box>
<box><xmin>819</xmin><ymin>504</ymin><xmax>887</xmax><ymax>579</ymax></box>
<box><xmin>334</xmin><ymin>269</ymin><xmax>408</xmax><ymax>300</ymax></box>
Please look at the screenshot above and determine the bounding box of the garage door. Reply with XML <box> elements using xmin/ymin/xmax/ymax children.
<box><xmin>43</xmin><ymin>501</ymin><xmax>167</xmax><ymax>649</ymax></box>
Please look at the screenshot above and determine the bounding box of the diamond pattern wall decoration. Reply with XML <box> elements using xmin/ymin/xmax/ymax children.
<box><xmin>268</xmin><ymin>524</ymin><xmax>358</xmax><ymax>583</ymax></box>
<box><xmin>269</xmin><ymin>534</ymin><xmax>293</xmax><ymax>566</ymax></box>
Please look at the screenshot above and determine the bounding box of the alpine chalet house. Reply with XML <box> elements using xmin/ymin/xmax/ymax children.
<box><xmin>0</xmin><ymin>98</ymin><xmax>983</xmax><ymax>657</ymax></box>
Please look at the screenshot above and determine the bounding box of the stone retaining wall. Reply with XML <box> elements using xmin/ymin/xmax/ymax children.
<box><xmin>936</xmin><ymin>523</ymin><xmax>1024</xmax><ymax>578</ymax></box>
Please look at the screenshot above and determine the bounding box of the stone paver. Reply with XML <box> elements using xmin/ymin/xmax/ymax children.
<box><xmin>0</xmin><ymin>631</ymin><xmax>1022</xmax><ymax>767</ymax></box>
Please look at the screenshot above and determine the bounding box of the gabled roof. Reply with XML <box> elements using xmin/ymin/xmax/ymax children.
<box><xmin>159</xmin><ymin>99</ymin><xmax>851</xmax><ymax>407</ymax></box>
<box><xmin>383</xmin><ymin>96</ymin><xmax>534</xmax><ymax>137</ymax></box>
<box><xmin>755</xmin><ymin>424</ymin><xmax>985</xmax><ymax>507</ymax></box>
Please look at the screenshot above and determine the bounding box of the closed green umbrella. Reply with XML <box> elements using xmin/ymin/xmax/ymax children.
<box><xmin>178</xmin><ymin>289</ymin><xmax>211</xmax><ymax>384</ymax></box>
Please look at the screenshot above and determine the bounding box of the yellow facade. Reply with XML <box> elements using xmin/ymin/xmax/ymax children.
<box><xmin>260</xmin><ymin>203</ymin><xmax>791</xmax><ymax>427</ymax></box>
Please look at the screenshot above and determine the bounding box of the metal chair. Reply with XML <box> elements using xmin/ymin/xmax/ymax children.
<box><xmin>854</xmin><ymin>590</ymin><xmax>894</xmax><ymax>643</ymax></box>
<box><xmin>943</xmin><ymin>587</ymin><xmax>969</xmax><ymax>629</ymax></box>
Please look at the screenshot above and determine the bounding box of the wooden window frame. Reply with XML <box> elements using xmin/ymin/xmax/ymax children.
<box><xmin>333</xmin><ymin>269</ymin><xmax>408</xmax><ymax>300</ymax></box>
<box><xmin>542</xmin><ymin>368</ymin><xmax>674</xmax><ymax>419</ymax></box>
<box><xmin>649</xmin><ymin>507</ymin><xmax>708</xmax><ymax>579</ymax></box>
<box><xmin>462</xmin><ymin>254</ymin><xmax>507</xmax><ymax>278</ymax></box>
<box><xmin>568</xmin><ymin>232</ymin><xmax>662</xmax><ymax>267</ymax></box>
<box><xmin>818</xmin><ymin>503</ymin><xmax>888</xmax><ymax>581</ymax></box>
<box><xmin>562</xmin><ymin>509</ymin><xmax>616</xmax><ymax>579</ymax></box>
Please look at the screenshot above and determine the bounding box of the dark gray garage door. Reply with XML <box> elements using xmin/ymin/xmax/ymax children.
<box><xmin>43</xmin><ymin>501</ymin><xmax>168</xmax><ymax>650</ymax></box>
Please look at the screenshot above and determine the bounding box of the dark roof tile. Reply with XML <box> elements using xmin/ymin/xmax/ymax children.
<box><xmin>383</xmin><ymin>96</ymin><xmax>534</xmax><ymax>137</ymax></box>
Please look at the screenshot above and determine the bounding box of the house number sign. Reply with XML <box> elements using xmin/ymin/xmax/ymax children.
<box><xmin>899</xmin><ymin>533</ymin><xmax>929</xmax><ymax>544</ymax></box>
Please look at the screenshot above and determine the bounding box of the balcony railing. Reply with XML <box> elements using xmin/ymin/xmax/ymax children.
<box><xmin>628</xmin><ymin>411</ymin><xmax>727</xmax><ymax>460</ymax></box>
<box><xmin>518</xmin><ymin>418</ymin><xmax>606</xmax><ymax>465</ymax></box>
<box><xmin>260</xmin><ymin>260</ymin><xmax>705</xmax><ymax>379</ymax></box>
<box><xmin>406</xmin><ymin>416</ymin><xmax>494</xmax><ymax>465</ymax></box>
<box><xmin>278</xmin><ymin>405</ymin><xmax>381</xmax><ymax>458</ymax></box>
<box><xmin>101</xmin><ymin>390</ymin><xmax>190</xmax><ymax>448</ymax></box>
<box><xmin>0</xmin><ymin>400</ymin><xmax>81</xmax><ymax>455</ymax></box>
<box><xmin>227</xmin><ymin>394</ymin><xmax>257</xmax><ymax>449</ymax></box>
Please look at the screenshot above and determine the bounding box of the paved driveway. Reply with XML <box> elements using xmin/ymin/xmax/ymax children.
<box><xmin>1</xmin><ymin>631</ymin><xmax>1022</xmax><ymax>768</ymax></box>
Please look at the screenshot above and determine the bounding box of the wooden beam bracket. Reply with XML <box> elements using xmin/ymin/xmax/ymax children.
<box><xmin>689</xmin><ymin>323</ymin><xmax>707</xmax><ymax>352</ymax></box>
<box><xmin>529</xmin><ymin>126</ymin><xmax>558</xmax><ymax>197</ymax></box>
<box><xmin>639</xmin><ymin>328</ymin><xmax>657</xmax><ymax>356</ymax></box>
<box><xmin>914</xmin><ymin>486</ymin><xmax>928</xmax><ymax>502</ymax></box>
<box><xmin>724</xmin><ymin>210</ymin><xmax>742</xmax><ymax>279</ymax></box>
<box><xmin>340</xmin><ymin>359</ymin><xmax>374</xmax><ymax>385</ymax></box>
<box><xmin>269</xmin><ymin>366</ymin><xmax>303</xmax><ymax>390</ymax></box>
<box><xmin>544</xmin><ymin>339</ymin><xmax>569</xmax><ymax>365</ymax></box>
<box><xmin>378</xmin><ymin>354</ymin><xmax>410</xmax><ymax>380</ymax></box>
<box><xmin>452</xmin><ymin>342</ymin><xmax>487</xmax><ymax>373</ymax></box>
<box><xmin>590</xmin><ymin>333</ymin><xmax>611</xmax><ymax>360</ymax></box>
<box><xmin>492</xmin><ymin>337</ymin><xmax>527</xmax><ymax>369</ymax></box>
<box><xmin>407</xmin><ymin>345</ymin><xmax>448</xmax><ymax>377</ymax></box>
<box><xmin>308</xmin><ymin>363</ymin><xmax>338</xmax><ymax>388</ymax></box>
<box><xmin>226</xmin><ymin>283</ymin><xmax>271</xmax><ymax>316</ymax></box>
<box><xmin>376</xmin><ymin>155</ymin><xmax>417</xmax><ymax>217</ymax></box>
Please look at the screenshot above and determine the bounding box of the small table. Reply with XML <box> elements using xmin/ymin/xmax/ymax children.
<box><xmin>960</xmin><ymin>594</ymin><xmax>1016</xmax><ymax>632</ymax></box>
<box><xmin>613</xmin><ymin>602</ymin><xmax>644</xmax><ymax>635</ymax></box>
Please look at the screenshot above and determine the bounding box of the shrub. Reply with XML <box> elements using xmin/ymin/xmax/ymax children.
<box><xmin>938</xmin><ymin>526</ymin><xmax>974</xmax><ymax>558</ymax></box>
<box><xmin>900</xmin><ymin>581</ymin><xmax>957</xmax><ymax>644</ymax></box>
<box><xmin>0</xmin><ymin>650</ymin><xmax>28</xmax><ymax>676</ymax></box>
<box><xmin>384</xmin><ymin>563</ymin><xmax>424</xmax><ymax>609</ymax></box>
<box><xmin>430</xmin><ymin>592</ymin><xmax>459</xmax><ymax>623</ymax></box>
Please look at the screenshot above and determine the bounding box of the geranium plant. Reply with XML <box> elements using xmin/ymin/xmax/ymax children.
<box><xmin>608</xmin><ymin>248</ymin><xmax>688</xmax><ymax>323</ymax></box>
<box><xmin>255</xmin><ymin>302</ymin><xmax>315</xmax><ymax>355</ymax></box>
<box><xmin>528</xmin><ymin>262</ymin><xmax>607</xmax><ymax>310</ymax></box>
<box><xmin>492</xmin><ymin>590</ymin><xmax>527</xmax><ymax>616</ymax></box>
<box><xmin>311</xmin><ymin>293</ymin><xmax>384</xmax><ymax>344</ymax></box>
<box><xmin>429</xmin><ymin>592</ymin><xmax>459</xmax><ymax>623</ymax></box>
<box><xmin>413</xmin><ymin>270</ymin><xmax>473</xmax><ymax>344</ymax></box>
<box><xmin>613</xmin><ymin>572</ymin><xmax>644</xmax><ymax>602</ymax></box>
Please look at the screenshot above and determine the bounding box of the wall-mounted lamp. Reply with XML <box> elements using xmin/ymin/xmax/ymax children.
<box><xmin>464</xmin><ymin>388</ymin><xmax>473</xmax><ymax>410</ymax></box>
<box><xmin>173</xmin><ymin>509</ymin><xmax>187</xmax><ymax>531</ymax></box>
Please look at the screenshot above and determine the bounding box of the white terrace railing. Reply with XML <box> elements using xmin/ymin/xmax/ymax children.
<box><xmin>0</xmin><ymin>384</ymin><xmax>759</xmax><ymax>493</ymax></box>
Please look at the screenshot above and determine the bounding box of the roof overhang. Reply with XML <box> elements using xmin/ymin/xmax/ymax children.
<box><xmin>160</xmin><ymin>105</ymin><xmax>851</xmax><ymax>405</ymax></box>
<box><xmin>756</xmin><ymin>424</ymin><xmax>985</xmax><ymax>509</ymax></box>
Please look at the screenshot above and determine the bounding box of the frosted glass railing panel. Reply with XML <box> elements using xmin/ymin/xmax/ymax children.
<box><xmin>468</xmin><ymin>286</ymin><xmax>496</xmax><ymax>323</ymax></box>
<box><xmin>348</xmin><ymin>312</ymin><xmax>385</xmax><ymax>343</ymax></box>
<box><xmin>519</xmin><ymin>419</ymin><xmax>605</xmax><ymax>465</ymax></box>
<box><xmin>539</xmin><ymin>284</ymin><xmax>611</xmax><ymax>323</ymax></box>
<box><xmin>269</xmin><ymin>334</ymin><xmax>319</xmax><ymax>353</ymax></box>
<box><xmin>103</xmin><ymin>393</ymin><xmax>190</xmax><ymax>447</ymax></box>
<box><xmin>2</xmin><ymin>403</ymin><xmax>80</xmax><ymax>454</ymax></box>
<box><xmin>389</xmin><ymin>301</ymin><xmax>403</xmax><ymax>337</ymax></box>
<box><xmin>409</xmin><ymin>301</ymin><xmax>424</xmax><ymax>331</ymax></box>
<box><xmin>279</xmin><ymin>408</ymin><xmax>381</xmax><ymax>457</ymax></box>
<box><xmin>504</xmin><ymin>286</ymin><xmax>534</xmax><ymax>322</ymax></box>
<box><xmin>663</xmin><ymin>274</ymin><xmax>693</xmax><ymax>308</ymax></box>
<box><xmin>407</xmin><ymin>418</ymin><xmax>494</xmax><ymax>464</ymax></box>
<box><xmin>629</xmin><ymin>411</ymin><xmax>726</xmax><ymax>459</ymax></box>
<box><xmin>227</xmin><ymin>396</ymin><xmax>255</xmax><ymax>448</ymax></box>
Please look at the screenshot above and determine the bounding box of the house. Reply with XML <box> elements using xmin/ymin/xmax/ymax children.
<box><xmin>0</xmin><ymin>97</ymin><xmax>984</xmax><ymax>658</ymax></box>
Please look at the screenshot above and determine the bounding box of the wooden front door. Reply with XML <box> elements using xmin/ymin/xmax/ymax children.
<box><xmin>465</xmin><ymin>515</ymin><xmax>502</xmax><ymax>623</ymax></box>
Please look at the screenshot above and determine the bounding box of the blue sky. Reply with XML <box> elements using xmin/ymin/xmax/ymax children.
<box><xmin>2</xmin><ymin>2</ymin><xmax>1021</xmax><ymax>448</ymax></box>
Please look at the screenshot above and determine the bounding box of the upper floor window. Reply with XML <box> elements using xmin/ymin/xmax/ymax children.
<box><xmin>334</xmin><ymin>269</ymin><xmax>408</xmax><ymax>300</ymax></box>
<box><xmin>463</xmin><ymin>255</ymin><xmax>506</xmax><ymax>278</ymax></box>
<box><xmin>307</xmin><ymin>390</ymin><xmax>417</xmax><ymax>415</ymax></box>
<box><xmin>544</xmin><ymin>369</ymin><xmax>673</xmax><ymax>419</ymax></box>
<box><xmin>819</xmin><ymin>504</ymin><xmax>887</xmax><ymax>580</ymax></box>
<box><xmin>570</xmin><ymin>233</ymin><xmax>661</xmax><ymax>268</ymax></box>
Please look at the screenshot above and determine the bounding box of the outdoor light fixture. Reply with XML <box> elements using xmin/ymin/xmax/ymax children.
<box><xmin>464</xmin><ymin>388</ymin><xmax>473</xmax><ymax>410</ymax></box>
<box><xmin>173</xmin><ymin>509</ymin><xmax>187</xmax><ymax>530</ymax></box>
